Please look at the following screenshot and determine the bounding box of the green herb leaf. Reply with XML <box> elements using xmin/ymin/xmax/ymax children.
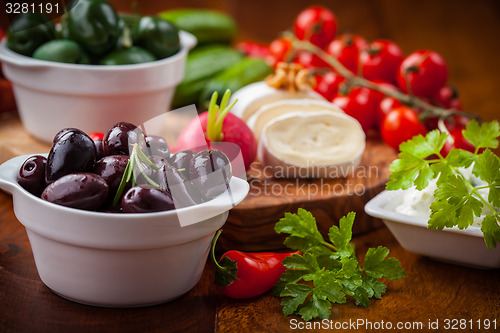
<box><xmin>280</xmin><ymin>283</ymin><xmax>312</xmax><ymax>316</ymax></box>
<box><xmin>481</xmin><ymin>215</ymin><xmax>500</xmax><ymax>249</ymax></box>
<box><xmin>275</xmin><ymin>208</ymin><xmax>332</xmax><ymax>255</ymax></box>
<box><xmin>276</xmin><ymin>210</ymin><xmax>406</xmax><ymax>321</ymax></box>
<box><xmin>399</xmin><ymin>129</ymin><xmax>448</xmax><ymax>158</ymax></box>
<box><xmin>474</xmin><ymin>149</ymin><xmax>500</xmax><ymax>207</ymax></box>
<box><xmin>363</xmin><ymin>246</ymin><xmax>407</xmax><ymax>280</ymax></box>
<box><xmin>363</xmin><ymin>276</ymin><xmax>387</xmax><ymax>299</ymax></box>
<box><xmin>282</xmin><ymin>252</ymin><xmax>319</xmax><ymax>272</ymax></box>
<box><xmin>462</xmin><ymin>119</ymin><xmax>500</xmax><ymax>150</ymax></box>
<box><xmin>328</xmin><ymin>212</ymin><xmax>355</xmax><ymax>251</ymax></box>
<box><xmin>297</xmin><ymin>293</ymin><xmax>331</xmax><ymax>321</ymax></box>
<box><xmin>386</xmin><ymin>152</ymin><xmax>431</xmax><ymax>190</ymax></box>
<box><xmin>312</xmin><ymin>270</ymin><xmax>346</xmax><ymax>305</ymax></box>
<box><xmin>429</xmin><ymin>174</ymin><xmax>484</xmax><ymax>230</ymax></box>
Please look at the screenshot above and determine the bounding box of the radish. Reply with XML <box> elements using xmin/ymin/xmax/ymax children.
<box><xmin>176</xmin><ymin>90</ymin><xmax>257</xmax><ymax>171</ymax></box>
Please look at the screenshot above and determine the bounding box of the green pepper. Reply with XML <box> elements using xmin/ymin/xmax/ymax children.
<box><xmin>7</xmin><ymin>13</ymin><xmax>56</xmax><ymax>56</ymax></box>
<box><xmin>133</xmin><ymin>16</ymin><xmax>180</xmax><ymax>59</ymax></box>
<box><xmin>66</xmin><ymin>0</ymin><xmax>120</xmax><ymax>56</ymax></box>
<box><xmin>99</xmin><ymin>46</ymin><xmax>156</xmax><ymax>65</ymax></box>
<box><xmin>32</xmin><ymin>40</ymin><xmax>91</xmax><ymax>64</ymax></box>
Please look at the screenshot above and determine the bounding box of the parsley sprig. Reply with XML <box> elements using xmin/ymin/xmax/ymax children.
<box><xmin>386</xmin><ymin>120</ymin><xmax>500</xmax><ymax>249</ymax></box>
<box><xmin>274</xmin><ymin>209</ymin><xmax>406</xmax><ymax>322</ymax></box>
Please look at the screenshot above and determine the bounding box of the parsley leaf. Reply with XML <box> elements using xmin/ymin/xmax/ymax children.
<box><xmin>275</xmin><ymin>209</ymin><xmax>331</xmax><ymax>255</ymax></box>
<box><xmin>363</xmin><ymin>246</ymin><xmax>407</xmax><ymax>280</ymax></box>
<box><xmin>463</xmin><ymin>119</ymin><xmax>500</xmax><ymax>150</ymax></box>
<box><xmin>481</xmin><ymin>215</ymin><xmax>500</xmax><ymax>249</ymax></box>
<box><xmin>399</xmin><ymin>130</ymin><xmax>448</xmax><ymax>158</ymax></box>
<box><xmin>386</xmin><ymin>130</ymin><xmax>448</xmax><ymax>191</ymax></box>
<box><xmin>429</xmin><ymin>174</ymin><xmax>484</xmax><ymax>230</ymax></box>
<box><xmin>474</xmin><ymin>149</ymin><xmax>500</xmax><ymax>207</ymax></box>
<box><xmin>328</xmin><ymin>211</ymin><xmax>354</xmax><ymax>251</ymax></box>
<box><xmin>274</xmin><ymin>210</ymin><xmax>406</xmax><ymax>321</ymax></box>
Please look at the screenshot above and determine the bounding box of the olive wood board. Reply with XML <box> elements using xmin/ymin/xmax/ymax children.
<box><xmin>0</xmin><ymin>115</ymin><xmax>396</xmax><ymax>252</ymax></box>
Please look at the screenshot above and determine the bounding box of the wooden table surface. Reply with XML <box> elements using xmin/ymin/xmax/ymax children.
<box><xmin>1</xmin><ymin>0</ymin><xmax>500</xmax><ymax>332</ymax></box>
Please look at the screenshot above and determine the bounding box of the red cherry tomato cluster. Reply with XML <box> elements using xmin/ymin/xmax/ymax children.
<box><xmin>237</xmin><ymin>6</ymin><xmax>473</xmax><ymax>153</ymax></box>
<box><xmin>0</xmin><ymin>27</ymin><xmax>17</xmax><ymax>115</ymax></box>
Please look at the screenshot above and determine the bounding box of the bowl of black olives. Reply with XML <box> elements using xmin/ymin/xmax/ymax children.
<box><xmin>0</xmin><ymin>122</ymin><xmax>249</xmax><ymax>307</ymax></box>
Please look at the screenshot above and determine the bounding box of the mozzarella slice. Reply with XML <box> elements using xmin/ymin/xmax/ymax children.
<box><xmin>259</xmin><ymin>111</ymin><xmax>365</xmax><ymax>178</ymax></box>
<box><xmin>247</xmin><ymin>99</ymin><xmax>344</xmax><ymax>140</ymax></box>
<box><xmin>229</xmin><ymin>81</ymin><xmax>323</xmax><ymax>121</ymax></box>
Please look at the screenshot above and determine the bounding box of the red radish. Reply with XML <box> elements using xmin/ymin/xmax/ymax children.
<box><xmin>176</xmin><ymin>90</ymin><xmax>257</xmax><ymax>171</ymax></box>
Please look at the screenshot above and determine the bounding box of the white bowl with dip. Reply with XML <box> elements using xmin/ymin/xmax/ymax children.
<box><xmin>365</xmin><ymin>189</ymin><xmax>500</xmax><ymax>269</ymax></box>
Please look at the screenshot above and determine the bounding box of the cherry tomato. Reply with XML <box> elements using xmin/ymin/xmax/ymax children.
<box><xmin>295</xmin><ymin>51</ymin><xmax>329</xmax><ymax>69</ymax></box>
<box><xmin>381</xmin><ymin>106</ymin><xmax>427</xmax><ymax>150</ymax></box>
<box><xmin>293</xmin><ymin>6</ymin><xmax>337</xmax><ymax>49</ymax></box>
<box><xmin>313</xmin><ymin>71</ymin><xmax>346</xmax><ymax>100</ymax></box>
<box><xmin>0</xmin><ymin>79</ymin><xmax>16</xmax><ymax>114</ymax></box>
<box><xmin>432</xmin><ymin>84</ymin><xmax>462</xmax><ymax>110</ymax></box>
<box><xmin>333</xmin><ymin>80</ymin><xmax>398</xmax><ymax>132</ymax></box>
<box><xmin>440</xmin><ymin>126</ymin><xmax>476</xmax><ymax>157</ymax></box>
<box><xmin>378</xmin><ymin>96</ymin><xmax>402</xmax><ymax>125</ymax></box>
<box><xmin>326</xmin><ymin>34</ymin><xmax>367</xmax><ymax>74</ymax></box>
<box><xmin>397</xmin><ymin>50</ymin><xmax>448</xmax><ymax>98</ymax></box>
<box><xmin>88</xmin><ymin>132</ymin><xmax>104</xmax><ymax>141</ymax></box>
<box><xmin>332</xmin><ymin>87</ymin><xmax>379</xmax><ymax>133</ymax></box>
<box><xmin>359</xmin><ymin>40</ymin><xmax>403</xmax><ymax>84</ymax></box>
<box><xmin>268</xmin><ymin>37</ymin><xmax>293</xmax><ymax>65</ymax></box>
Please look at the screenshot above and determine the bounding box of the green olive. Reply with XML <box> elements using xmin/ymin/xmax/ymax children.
<box><xmin>32</xmin><ymin>39</ymin><xmax>91</xmax><ymax>64</ymax></box>
<box><xmin>99</xmin><ymin>46</ymin><xmax>156</xmax><ymax>65</ymax></box>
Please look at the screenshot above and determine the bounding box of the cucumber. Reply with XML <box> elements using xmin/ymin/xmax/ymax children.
<box><xmin>159</xmin><ymin>9</ymin><xmax>236</xmax><ymax>45</ymax></box>
<box><xmin>199</xmin><ymin>58</ymin><xmax>273</xmax><ymax>109</ymax></box>
<box><xmin>172</xmin><ymin>45</ymin><xmax>244</xmax><ymax>108</ymax></box>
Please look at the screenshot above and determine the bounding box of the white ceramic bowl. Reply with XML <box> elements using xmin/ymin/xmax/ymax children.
<box><xmin>0</xmin><ymin>154</ymin><xmax>249</xmax><ymax>307</ymax></box>
<box><xmin>365</xmin><ymin>190</ymin><xmax>500</xmax><ymax>269</ymax></box>
<box><xmin>0</xmin><ymin>31</ymin><xmax>196</xmax><ymax>143</ymax></box>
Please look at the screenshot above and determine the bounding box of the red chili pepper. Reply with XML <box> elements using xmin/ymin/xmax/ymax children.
<box><xmin>211</xmin><ymin>230</ymin><xmax>297</xmax><ymax>299</ymax></box>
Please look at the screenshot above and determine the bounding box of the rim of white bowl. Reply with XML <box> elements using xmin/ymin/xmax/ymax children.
<box><xmin>0</xmin><ymin>30</ymin><xmax>196</xmax><ymax>71</ymax></box>
<box><xmin>0</xmin><ymin>154</ymin><xmax>249</xmax><ymax>221</ymax></box>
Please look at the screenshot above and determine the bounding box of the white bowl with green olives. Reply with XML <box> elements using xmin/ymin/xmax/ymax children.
<box><xmin>0</xmin><ymin>122</ymin><xmax>249</xmax><ymax>307</ymax></box>
<box><xmin>0</xmin><ymin>11</ymin><xmax>196</xmax><ymax>143</ymax></box>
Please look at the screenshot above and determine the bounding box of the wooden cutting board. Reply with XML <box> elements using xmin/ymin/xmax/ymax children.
<box><xmin>220</xmin><ymin>138</ymin><xmax>396</xmax><ymax>252</ymax></box>
<box><xmin>0</xmin><ymin>115</ymin><xmax>396</xmax><ymax>252</ymax></box>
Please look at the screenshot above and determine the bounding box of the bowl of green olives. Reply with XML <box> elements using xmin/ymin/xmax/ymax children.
<box><xmin>0</xmin><ymin>122</ymin><xmax>249</xmax><ymax>307</ymax></box>
<box><xmin>0</xmin><ymin>2</ymin><xmax>196</xmax><ymax>143</ymax></box>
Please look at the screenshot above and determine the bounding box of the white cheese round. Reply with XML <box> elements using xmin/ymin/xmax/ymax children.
<box><xmin>259</xmin><ymin>111</ymin><xmax>366</xmax><ymax>178</ymax></box>
<box><xmin>229</xmin><ymin>81</ymin><xmax>324</xmax><ymax>122</ymax></box>
<box><xmin>247</xmin><ymin>98</ymin><xmax>344</xmax><ymax>141</ymax></box>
